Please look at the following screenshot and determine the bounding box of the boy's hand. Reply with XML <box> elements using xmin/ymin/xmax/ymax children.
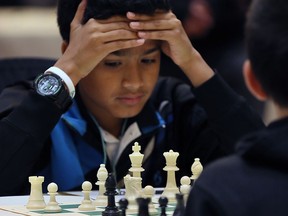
<box><xmin>55</xmin><ymin>0</ymin><xmax>145</xmax><ymax>85</ymax></box>
<box><xmin>127</xmin><ymin>11</ymin><xmax>214</xmax><ymax>87</ymax></box>
<box><xmin>127</xmin><ymin>11</ymin><xmax>193</xmax><ymax>68</ymax></box>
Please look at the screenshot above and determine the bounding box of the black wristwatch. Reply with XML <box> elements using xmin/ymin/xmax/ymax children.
<box><xmin>34</xmin><ymin>73</ymin><xmax>72</xmax><ymax>111</ymax></box>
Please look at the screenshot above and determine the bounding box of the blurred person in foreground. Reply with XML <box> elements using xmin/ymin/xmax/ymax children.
<box><xmin>185</xmin><ymin>0</ymin><xmax>288</xmax><ymax>215</ymax></box>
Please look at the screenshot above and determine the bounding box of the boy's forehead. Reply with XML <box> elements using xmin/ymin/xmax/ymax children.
<box><xmin>110</xmin><ymin>40</ymin><xmax>161</xmax><ymax>56</ymax></box>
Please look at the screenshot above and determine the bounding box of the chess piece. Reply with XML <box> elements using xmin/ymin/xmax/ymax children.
<box><xmin>172</xmin><ymin>193</ymin><xmax>185</xmax><ymax>216</ymax></box>
<box><xmin>26</xmin><ymin>176</ymin><xmax>46</xmax><ymax>210</ymax></box>
<box><xmin>94</xmin><ymin>164</ymin><xmax>108</xmax><ymax>206</ymax></box>
<box><xmin>78</xmin><ymin>181</ymin><xmax>95</xmax><ymax>211</ymax></box>
<box><xmin>142</xmin><ymin>185</ymin><xmax>158</xmax><ymax>214</ymax></box>
<box><xmin>118</xmin><ymin>198</ymin><xmax>128</xmax><ymax>216</ymax></box>
<box><xmin>179</xmin><ymin>176</ymin><xmax>191</xmax><ymax>206</ymax></box>
<box><xmin>124</xmin><ymin>174</ymin><xmax>142</xmax><ymax>214</ymax></box>
<box><xmin>136</xmin><ymin>197</ymin><xmax>151</xmax><ymax>216</ymax></box>
<box><xmin>102</xmin><ymin>173</ymin><xmax>120</xmax><ymax>216</ymax></box>
<box><xmin>161</xmin><ymin>150</ymin><xmax>180</xmax><ymax>203</ymax></box>
<box><xmin>44</xmin><ymin>182</ymin><xmax>62</xmax><ymax>212</ymax></box>
<box><xmin>159</xmin><ymin>196</ymin><xmax>168</xmax><ymax>216</ymax></box>
<box><xmin>129</xmin><ymin>142</ymin><xmax>145</xmax><ymax>178</ymax></box>
<box><xmin>191</xmin><ymin>158</ymin><xmax>203</xmax><ymax>184</ymax></box>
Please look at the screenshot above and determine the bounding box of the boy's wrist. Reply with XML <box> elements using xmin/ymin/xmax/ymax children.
<box><xmin>45</xmin><ymin>66</ymin><xmax>76</xmax><ymax>98</ymax></box>
<box><xmin>182</xmin><ymin>51</ymin><xmax>215</xmax><ymax>87</ymax></box>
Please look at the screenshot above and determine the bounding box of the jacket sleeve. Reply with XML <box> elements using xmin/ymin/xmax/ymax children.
<box><xmin>169</xmin><ymin>73</ymin><xmax>265</xmax><ymax>176</ymax></box>
<box><xmin>0</xmin><ymin>83</ymin><xmax>63</xmax><ymax>195</ymax></box>
<box><xmin>192</xmin><ymin>73</ymin><xmax>265</xmax><ymax>152</ymax></box>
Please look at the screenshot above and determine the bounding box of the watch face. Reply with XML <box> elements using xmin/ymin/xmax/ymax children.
<box><xmin>36</xmin><ymin>74</ymin><xmax>62</xmax><ymax>96</ymax></box>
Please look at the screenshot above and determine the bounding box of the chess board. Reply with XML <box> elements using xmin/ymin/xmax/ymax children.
<box><xmin>0</xmin><ymin>202</ymin><xmax>176</xmax><ymax>216</ymax></box>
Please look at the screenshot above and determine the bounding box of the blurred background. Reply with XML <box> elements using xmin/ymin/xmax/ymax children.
<box><xmin>0</xmin><ymin>0</ymin><xmax>56</xmax><ymax>6</ymax></box>
<box><xmin>0</xmin><ymin>0</ymin><xmax>273</xmax><ymax>122</ymax></box>
<box><xmin>0</xmin><ymin>0</ymin><xmax>61</xmax><ymax>59</ymax></box>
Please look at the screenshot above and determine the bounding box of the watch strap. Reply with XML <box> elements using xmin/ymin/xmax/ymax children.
<box><xmin>45</xmin><ymin>66</ymin><xmax>75</xmax><ymax>98</ymax></box>
<box><xmin>52</xmin><ymin>85</ymin><xmax>73</xmax><ymax>112</ymax></box>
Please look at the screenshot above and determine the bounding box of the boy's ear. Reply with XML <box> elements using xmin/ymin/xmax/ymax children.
<box><xmin>61</xmin><ymin>41</ymin><xmax>68</xmax><ymax>54</ymax></box>
<box><xmin>243</xmin><ymin>60</ymin><xmax>268</xmax><ymax>101</ymax></box>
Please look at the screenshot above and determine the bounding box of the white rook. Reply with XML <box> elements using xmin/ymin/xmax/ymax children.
<box><xmin>26</xmin><ymin>176</ymin><xmax>46</xmax><ymax>209</ymax></box>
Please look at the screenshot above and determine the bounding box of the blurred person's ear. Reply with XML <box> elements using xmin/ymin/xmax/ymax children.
<box><xmin>243</xmin><ymin>60</ymin><xmax>267</xmax><ymax>101</ymax></box>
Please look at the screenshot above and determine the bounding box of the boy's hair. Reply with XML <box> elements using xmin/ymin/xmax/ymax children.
<box><xmin>57</xmin><ymin>0</ymin><xmax>171</xmax><ymax>42</ymax></box>
<box><xmin>245</xmin><ymin>0</ymin><xmax>288</xmax><ymax>107</ymax></box>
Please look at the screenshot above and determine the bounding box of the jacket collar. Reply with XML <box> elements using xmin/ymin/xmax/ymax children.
<box><xmin>236</xmin><ymin>117</ymin><xmax>288</xmax><ymax>170</ymax></box>
<box><xmin>63</xmin><ymin>96</ymin><xmax>166</xmax><ymax>139</ymax></box>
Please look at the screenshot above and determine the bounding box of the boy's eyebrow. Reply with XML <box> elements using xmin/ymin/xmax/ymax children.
<box><xmin>110</xmin><ymin>47</ymin><xmax>161</xmax><ymax>56</ymax></box>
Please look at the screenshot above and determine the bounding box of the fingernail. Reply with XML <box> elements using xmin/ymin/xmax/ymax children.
<box><xmin>127</xmin><ymin>12</ymin><xmax>136</xmax><ymax>18</ymax></box>
<box><xmin>130</xmin><ymin>22</ymin><xmax>140</xmax><ymax>28</ymax></box>
<box><xmin>136</xmin><ymin>39</ymin><xmax>145</xmax><ymax>44</ymax></box>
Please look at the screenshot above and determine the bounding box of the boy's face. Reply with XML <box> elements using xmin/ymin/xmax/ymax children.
<box><xmin>78</xmin><ymin>40</ymin><xmax>161</xmax><ymax>120</ymax></box>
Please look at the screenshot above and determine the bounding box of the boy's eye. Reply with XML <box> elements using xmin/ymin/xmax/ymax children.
<box><xmin>104</xmin><ymin>61</ymin><xmax>122</xmax><ymax>67</ymax></box>
<box><xmin>141</xmin><ymin>59</ymin><xmax>156</xmax><ymax>64</ymax></box>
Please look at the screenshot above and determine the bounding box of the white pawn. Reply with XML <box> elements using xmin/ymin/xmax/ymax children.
<box><xmin>180</xmin><ymin>176</ymin><xmax>191</xmax><ymax>206</ymax></box>
<box><xmin>44</xmin><ymin>182</ymin><xmax>62</xmax><ymax>212</ymax></box>
<box><xmin>191</xmin><ymin>158</ymin><xmax>203</xmax><ymax>181</ymax></box>
<box><xmin>93</xmin><ymin>164</ymin><xmax>108</xmax><ymax>206</ymax></box>
<box><xmin>78</xmin><ymin>181</ymin><xmax>95</xmax><ymax>211</ymax></box>
<box><xmin>142</xmin><ymin>185</ymin><xmax>158</xmax><ymax>215</ymax></box>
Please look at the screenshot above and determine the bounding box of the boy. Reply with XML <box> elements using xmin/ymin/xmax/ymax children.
<box><xmin>0</xmin><ymin>0</ymin><xmax>263</xmax><ymax>195</ymax></box>
<box><xmin>185</xmin><ymin>0</ymin><xmax>288</xmax><ymax>215</ymax></box>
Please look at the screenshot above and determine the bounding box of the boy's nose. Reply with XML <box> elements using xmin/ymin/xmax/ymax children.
<box><xmin>122</xmin><ymin>67</ymin><xmax>144</xmax><ymax>91</ymax></box>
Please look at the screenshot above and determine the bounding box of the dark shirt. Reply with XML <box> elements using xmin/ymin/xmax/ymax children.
<box><xmin>185</xmin><ymin>117</ymin><xmax>288</xmax><ymax>216</ymax></box>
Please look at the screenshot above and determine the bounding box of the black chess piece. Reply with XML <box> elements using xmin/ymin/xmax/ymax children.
<box><xmin>118</xmin><ymin>198</ymin><xmax>128</xmax><ymax>216</ymax></box>
<box><xmin>158</xmin><ymin>196</ymin><xmax>168</xmax><ymax>216</ymax></box>
<box><xmin>172</xmin><ymin>193</ymin><xmax>185</xmax><ymax>216</ymax></box>
<box><xmin>136</xmin><ymin>197</ymin><xmax>151</xmax><ymax>216</ymax></box>
<box><xmin>102</xmin><ymin>173</ymin><xmax>120</xmax><ymax>216</ymax></box>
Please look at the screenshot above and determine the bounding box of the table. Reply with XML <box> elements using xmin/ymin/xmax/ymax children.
<box><xmin>0</xmin><ymin>7</ymin><xmax>62</xmax><ymax>59</ymax></box>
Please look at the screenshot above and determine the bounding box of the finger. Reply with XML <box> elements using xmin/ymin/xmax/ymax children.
<box><xmin>104</xmin><ymin>39</ymin><xmax>146</xmax><ymax>53</ymax></box>
<box><xmin>129</xmin><ymin>19</ymin><xmax>175</xmax><ymax>31</ymax></box>
<box><xmin>71</xmin><ymin>0</ymin><xmax>87</xmax><ymax>26</ymax></box>
<box><xmin>85</xmin><ymin>19</ymin><xmax>132</xmax><ymax>33</ymax></box>
<box><xmin>126</xmin><ymin>10</ymin><xmax>172</xmax><ymax>21</ymax></box>
<box><xmin>137</xmin><ymin>30</ymin><xmax>177</xmax><ymax>41</ymax></box>
<box><xmin>127</xmin><ymin>11</ymin><xmax>179</xmax><ymax>32</ymax></box>
<box><xmin>100</xmin><ymin>29</ymin><xmax>139</xmax><ymax>43</ymax></box>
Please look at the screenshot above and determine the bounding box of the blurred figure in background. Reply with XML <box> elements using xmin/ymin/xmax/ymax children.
<box><xmin>0</xmin><ymin>0</ymin><xmax>56</xmax><ymax>6</ymax></box>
